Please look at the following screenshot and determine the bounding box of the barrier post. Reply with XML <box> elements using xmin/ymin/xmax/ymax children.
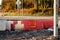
<box><xmin>54</xmin><ymin>0</ymin><xmax>59</xmax><ymax>37</ymax></box>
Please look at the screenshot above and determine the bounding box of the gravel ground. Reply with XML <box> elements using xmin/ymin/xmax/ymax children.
<box><xmin>0</xmin><ymin>29</ymin><xmax>59</xmax><ymax>40</ymax></box>
<box><xmin>1</xmin><ymin>36</ymin><xmax>55</xmax><ymax>40</ymax></box>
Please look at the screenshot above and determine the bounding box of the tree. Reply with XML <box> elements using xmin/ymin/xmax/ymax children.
<box><xmin>36</xmin><ymin>0</ymin><xmax>38</xmax><ymax>12</ymax></box>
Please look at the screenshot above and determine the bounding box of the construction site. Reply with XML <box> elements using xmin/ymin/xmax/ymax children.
<box><xmin>0</xmin><ymin>0</ymin><xmax>59</xmax><ymax>40</ymax></box>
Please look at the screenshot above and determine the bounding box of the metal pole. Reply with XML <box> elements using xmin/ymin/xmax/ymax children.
<box><xmin>54</xmin><ymin>0</ymin><xmax>59</xmax><ymax>37</ymax></box>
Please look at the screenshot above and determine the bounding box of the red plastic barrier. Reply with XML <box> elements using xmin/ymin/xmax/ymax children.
<box><xmin>28</xmin><ymin>20</ymin><xmax>37</xmax><ymax>30</ymax></box>
<box><xmin>36</xmin><ymin>20</ymin><xmax>44</xmax><ymax>30</ymax></box>
<box><xmin>11</xmin><ymin>24</ymin><xmax>14</xmax><ymax>30</ymax></box>
<box><xmin>43</xmin><ymin>20</ymin><xmax>53</xmax><ymax>29</ymax></box>
<box><xmin>10</xmin><ymin>20</ymin><xmax>53</xmax><ymax>30</ymax></box>
<box><xmin>21</xmin><ymin>20</ymin><xmax>29</xmax><ymax>30</ymax></box>
<box><xmin>10</xmin><ymin>21</ymin><xmax>17</xmax><ymax>30</ymax></box>
<box><xmin>21</xmin><ymin>20</ymin><xmax>53</xmax><ymax>30</ymax></box>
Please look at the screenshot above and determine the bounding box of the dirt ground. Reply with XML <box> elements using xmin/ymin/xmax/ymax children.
<box><xmin>1</xmin><ymin>36</ymin><xmax>55</xmax><ymax>40</ymax></box>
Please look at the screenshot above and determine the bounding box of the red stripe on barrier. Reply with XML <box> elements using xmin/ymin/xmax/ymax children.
<box><xmin>11</xmin><ymin>24</ymin><xmax>14</xmax><ymax>30</ymax></box>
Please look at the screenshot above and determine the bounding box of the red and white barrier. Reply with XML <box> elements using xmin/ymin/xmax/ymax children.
<box><xmin>6</xmin><ymin>20</ymin><xmax>53</xmax><ymax>31</ymax></box>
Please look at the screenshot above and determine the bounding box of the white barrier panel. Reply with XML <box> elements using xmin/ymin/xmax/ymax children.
<box><xmin>0</xmin><ymin>20</ymin><xmax>6</xmax><ymax>31</ymax></box>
